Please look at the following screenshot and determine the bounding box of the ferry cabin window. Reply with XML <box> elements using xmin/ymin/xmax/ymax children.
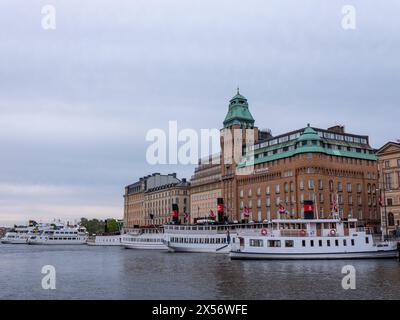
<box><xmin>302</xmin><ymin>240</ymin><xmax>306</xmax><ymax>247</ymax></box>
<box><xmin>267</xmin><ymin>240</ymin><xmax>280</xmax><ymax>247</ymax></box>
<box><xmin>250</xmin><ymin>239</ymin><xmax>264</xmax><ymax>247</ymax></box>
<box><xmin>327</xmin><ymin>240</ymin><xmax>331</xmax><ymax>247</ymax></box>
<box><xmin>318</xmin><ymin>240</ymin><xmax>323</xmax><ymax>247</ymax></box>
<box><xmin>351</xmin><ymin>239</ymin><xmax>355</xmax><ymax>246</ymax></box>
<box><xmin>310</xmin><ymin>240</ymin><xmax>314</xmax><ymax>247</ymax></box>
<box><xmin>343</xmin><ymin>239</ymin><xmax>347</xmax><ymax>246</ymax></box>
<box><xmin>285</xmin><ymin>240</ymin><xmax>294</xmax><ymax>247</ymax></box>
<box><xmin>365</xmin><ymin>237</ymin><xmax>369</xmax><ymax>244</ymax></box>
<box><xmin>335</xmin><ymin>240</ymin><xmax>339</xmax><ymax>246</ymax></box>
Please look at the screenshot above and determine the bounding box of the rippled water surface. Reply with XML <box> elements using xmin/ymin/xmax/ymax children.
<box><xmin>0</xmin><ymin>244</ymin><xmax>399</xmax><ymax>299</ymax></box>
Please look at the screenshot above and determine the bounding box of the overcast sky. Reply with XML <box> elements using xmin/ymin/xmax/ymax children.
<box><xmin>0</xmin><ymin>0</ymin><xmax>399</xmax><ymax>226</ymax></box>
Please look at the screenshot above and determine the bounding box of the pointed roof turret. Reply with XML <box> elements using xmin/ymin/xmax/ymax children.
<box><xmin>223</xmin><ymin>90</ymin><xmax>255</xmax><ymax>128</ymax></box>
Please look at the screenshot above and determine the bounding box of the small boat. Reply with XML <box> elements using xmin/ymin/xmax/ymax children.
<box><xmin>163</xmin><ymin>222</ymin><xmax>269</xmax><ymax>253</ymax></box>
<box><xmin>230</xmin><ymin>217</ymin><xmax>398</xmax><ymax>260</ymax></box>
<box><xmin>121</xmin><ymin>226</ymin><xmax>166</xmax><ymax>250</ymax></box>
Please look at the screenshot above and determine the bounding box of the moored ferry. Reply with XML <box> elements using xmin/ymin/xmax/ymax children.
<box><xmin>163</xmin><ymin>220</ymin><xmax>270</xmax><ymax>253</ymax></box>
<box><xmin>87</xmin><ymin>234</ymin><xmax>122</xmax><ymax>246</ymax></box>
<box><xmin>121</xmin><ymin>226</ymin><xmax>166</xmax><ymax>250</ymax></box>
<box><xmin>1</xmin><ymin>222</ymin><xmax>52</xmax><ymax>244</ymax></box>
<box><xmin>28</xmin><ymin>225</ymin><xmax>88</xmax><ymax>245</ymax></box>
<box><xmin>230</xmin><ymin>217</ymin><xmax>398</xmax><ymax>260</ymax></box>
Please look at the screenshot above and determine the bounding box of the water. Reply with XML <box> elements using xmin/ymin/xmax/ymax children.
<box><xmin>0</xmin><ymin>244</ymin><xmax>399</xmax><ymax>300</ymax></box>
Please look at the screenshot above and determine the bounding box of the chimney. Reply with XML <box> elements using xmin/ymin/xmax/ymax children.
<box><xmin>327</xmin><ymin>125</ymin><xmax>345</xmax><ymax>134</ymax></box>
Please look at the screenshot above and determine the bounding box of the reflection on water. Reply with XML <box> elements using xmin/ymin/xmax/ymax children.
<box><xmin>0</xmin><ymin>244</ymin><xmax>399</xmax><ymax>299</ymax></box>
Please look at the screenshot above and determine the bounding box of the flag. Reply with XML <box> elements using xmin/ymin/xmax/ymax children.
<box><xmin>243</xmin><ymin>206</ymin><xmax>249</xmax><ymax>217</ymax></box>
<box><xmin>278</xmin><ymin>203</ymin><xmax>286</xmax><ymax>214</ymax></box>
<box><xmin>209</xmin><ymin>210</ymin><xmax>215</xmax><ymax>218</ymax></box>
<box><xmin>332</xmin><ymin>194</ymin><xmax>338</xmax><ymax>212</ymax></box>
<box><xmin>378</xmin><ymin>194</ymin><xmax>384</xmax><ymax>207</ymax></box>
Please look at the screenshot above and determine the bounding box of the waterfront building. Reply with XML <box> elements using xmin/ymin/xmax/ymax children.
<box><xmin>190</xmin><ymin>153</ymin><xmax>222</xmax><ymax>223</ymax></box>
<box><xmin>218</xmin><ymin>91</ymin><xmax>380</xmax><ymax>228</ymax></box>
<box><xmin>124</xmin><ymin>173</ymin><xmax>190</xmax><ymax>229</ymax></box>
<box><xmin>144</xmin><ymin>178</ymin><xmax>190</xmax><ymax>226</ymax></box>
<box><xmin>377</xmin><ymin>142</ymin><xmax>400</xmax><ymax>235</ymax></box>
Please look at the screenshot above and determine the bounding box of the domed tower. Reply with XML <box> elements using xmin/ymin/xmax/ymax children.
<box><xmin>220</xmin><ymin>89</ymin><xmax>259</xmax><ymax>221</ymax></box>
<box><xmin>223</xmin><ymin>90</ymin><xmax>255</xmax><ymax>129</ymax></box>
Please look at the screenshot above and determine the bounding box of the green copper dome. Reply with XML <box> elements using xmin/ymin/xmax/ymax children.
<box><xmin>297</xmin><ymin>125</ymin><xmax>321</xmax><ymax>142</ymax></box>
<box><xmin>223</xmin><ymin>90</ymin><xmax>255</xmax><ymax>128</ymax></box>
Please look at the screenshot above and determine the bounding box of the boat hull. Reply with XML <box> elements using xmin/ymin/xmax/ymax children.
<box><xmin>167</xmin><ymin>244</ymin><xmax>230</xmax><ymax>254</ymax></box>
<box><xmin>230</xmin><ymin>249</ymin><xmax>398</xmax><ymax>260</ymax></box>
<box><xmin>123</xmin><ymin>243</ymin><xmax>167</xmax><ymax>250</ymax></box>
<box><xmin>28</xmin><ymin>239</ymin><xmax>87</xmax><ymax>245</ymax></box>
<box><xmin>1</xmin><ymin>239</ymin><xmax>28</xmax><ymax>244</ymax></box>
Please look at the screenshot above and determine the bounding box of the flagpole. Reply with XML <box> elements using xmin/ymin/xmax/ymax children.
<box><xmin>381</xmin><ymin>168</ymin><xmax>389</xmax><ymax>239</ymax></box>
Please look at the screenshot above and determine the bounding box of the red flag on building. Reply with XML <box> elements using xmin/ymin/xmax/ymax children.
<box><xmin>332</xmin><ymin>194</ymin><xmax>338</xmax><ymax>212</ymax></box>
<box><xmin>243</xmin><ymin>206</ymin><xmax>249</xmax><ymax>217</ymax></box>
<box><xmin>209</xmin><ymin>210</ymin><xmax>215</xmax><ymax>218</ymax></box>
<box><xmin>278</xmin><ymin>203</ymin><xmax>286</xmax><ymax>214</ymax></box>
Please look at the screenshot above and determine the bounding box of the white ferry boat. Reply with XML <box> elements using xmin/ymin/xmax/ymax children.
<box><xmin>121</xmin><ymin>227</ymin><xmax>166</xmax><ymax>250</ymax></box>
<box><xmin>87</xmin><ymin>234</ymin><xmax>122</xmax><ymax>246</ymax></box>
<box><xmin>28</xmin><ymin>225</ymin><xmax>88</xmax><ymax>245</ymax></box>
<box><xmin>230</xmin><ymin>218</ymin><xmax>398</xmax><ymax>260</ymax></box>
<box><xmin>163</xmin><ymin>220</ymin><xmax>269</xmax><ymax>253</ymax></box>
<box><xmin>1</xmin><ymin>223</ymin><xmax>51</xmax><ymax>244</ymax></box>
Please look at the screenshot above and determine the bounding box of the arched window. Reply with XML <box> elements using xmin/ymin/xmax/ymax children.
<box><xmin>388</xmin><ymin>212</ymin><xmax>395</xmax><ymax>226</ymax></box>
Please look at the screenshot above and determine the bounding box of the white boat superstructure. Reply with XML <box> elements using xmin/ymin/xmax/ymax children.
<box><xmin>28</xmin><ymin>225</ymin><xmax>88</xmax><ymax>245</ymax></box>
<box><xmin>1</xmin><ymin>223</ymin><xmax>52</xmax><ymax>244</ymax></box>
<box><xmin>163</xmin><ymin>222</ymin><xmax>270</xmax><ymax>253</ymax></box>
<box><xmin>87</xmin><ymin>234</ymin><xmax>122</xmax><ymax>246</ymax></box>
<box><xmin>121</xmin><ymin>227</ymin><xmax>166</xmax><ymax>250</ymax></box>
<box><xmin>230</xmin><ymin>218</ymin><xmax>398</xmax><ymax>260</ymax></box>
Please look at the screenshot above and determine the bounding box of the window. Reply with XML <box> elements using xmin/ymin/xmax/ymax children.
<box><xmin>310</xmin><ymin>240</ymin><xmax>314</xmax><ymax>247</ymax></box>
<box><xmin>285</xmin><ymin>240</ymin><xmax>294</xmax><ymax>247</ymax></box>
<box><xmin>387</xmin><ymin>198</ymin><xmax>393</xmax><ymax>206</ymax></box>
<box><xmin>275</xmin><ymin>184</ymin><xmax>280</xmax><ymax>194</ymax></box>
<box><xmin>385</xmin><ymin>173</ymin><xmax>392</xmax><ymax>190</ymax></box>
<box><xmin>309</xmin><ymin>179</ymin><xmax>315</xmax><ymax>190</ymax></box>
<box><xmin>302</xmin><ymin>240</ymin><xmax>306</xmax><ymax>247</ymax></box>
<box><xmin>327</xmin><ymin>240</ymin><xmax>331</xmax><ymax>247</ymax></box>
<box><xmin>365</xmin><ymin>237</ymin><xmax>369</xmax><ymax>244</ymax></box>
<box><xmin>388</xmin><ymin>213</ymin><xmax>395</xmax><ymax>226</ymax></box>
<box><xmin>351</xmin><ymin>239</ymin><xmax>355</xmax><ymax>246</ymax></box>
<box><xmin>319</xmin><ymin>240</ymin><xmax>323</xmax><ymax>247</ymax></box>
<box><xmin>267</xmin><ymin>240</ymin><xmax>281</xmax><ymax>247</ymax></box>
<box><xmin>250</xmin><ymin>239</ymin><xmax>264</xmax><ymax>247</ymax></box>
<box><xmin>335</xmin><ymin>240</ymin><xmax>339</xmax><ymax>246</ymax></box>
<box><xmin>347</xmin><ymin>183</ymin><xmax>352</xmax><ymax>192</ymax></box>
<box><xmin>385</xmin><ymin>160</ymin><xmax>390</xmax><ymax>168</ymax></box>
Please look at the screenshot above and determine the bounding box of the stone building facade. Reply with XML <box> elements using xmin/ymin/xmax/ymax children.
<box><xmin>377</xmin><ymin>142</ymin><xmax>400</xmax><ymax>235</ymax></box>
<box><xmin>190</xmin><ymin>154</ymin><xmax>222</xmax><ymax>222</ymax></box>
<box><xmin>124</xmin><ymin>173</ymin><xmax>189</xmax><ymax>229</ymax></box>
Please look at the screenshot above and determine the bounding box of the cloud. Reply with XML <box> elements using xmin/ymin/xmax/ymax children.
<box><xmin>0</xmin><ymin>0</ymin><xmax>399</xmax><ymax>225</ymax></box>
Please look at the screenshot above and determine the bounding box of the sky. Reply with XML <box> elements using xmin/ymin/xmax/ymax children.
<box><xmin>0</xmin><ymin>0</ymin><xmax>399</xmax><ymax>226</ymax></box>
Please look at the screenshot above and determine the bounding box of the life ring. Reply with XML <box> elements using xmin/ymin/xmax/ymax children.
<box><xmin>300</xmin><ymin>229</ymin><xmax>306</xmax><ymax>236</ymax></box>
<box><xmin>261</xmin><ymin>228</ymin><xmax>268</xmax><ymax>236</ymax></box>
<box><xmin>330</xmin><ymin>229</ymin><xmax>337</xmax><ymax>236</ymax></box>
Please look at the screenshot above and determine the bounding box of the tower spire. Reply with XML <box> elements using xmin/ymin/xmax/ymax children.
<box><xmin>237</xmin><ymin>86</ymin><xmax>240</xmax><ymax>94</ymax></box>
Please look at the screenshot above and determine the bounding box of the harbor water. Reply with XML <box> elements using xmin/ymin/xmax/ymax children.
<box><xmin>0</xmin><ymin>244</ymin><xmax>399</xmax><ymax>300</ymax></box>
